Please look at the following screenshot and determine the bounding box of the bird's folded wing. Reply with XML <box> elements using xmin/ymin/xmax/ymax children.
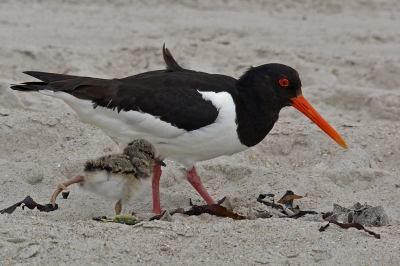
<box><xmin>14</xmin><ymin>70</ymin><xmax>237</xmax><ymax>131</ymax></box>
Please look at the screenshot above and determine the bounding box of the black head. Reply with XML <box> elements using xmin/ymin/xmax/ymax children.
<box><xmin>237</xmin><ymin>63</ymin><xmax>302</xmax><ymax>109</ymax></box>
<box><xmin>235</xmin><ymin>62</ymin><xmax>348</xmax><ymax>150</ymax></box>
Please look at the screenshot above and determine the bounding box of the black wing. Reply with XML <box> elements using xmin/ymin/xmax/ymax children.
<box><xmin>11</xmin><ymin>45</ymin><xmax>237</xmax><ymax>131</ymax></box>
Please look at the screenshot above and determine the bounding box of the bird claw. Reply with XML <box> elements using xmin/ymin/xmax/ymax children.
<box><xmin>49</xmin><ymin>175</ymin><xmax>84</xmax><ymax>207</ymax></box>
<box><xmin>50</xmin><ymin>185</ymin><xmax>65</xmax><ymax>208</ymax></box>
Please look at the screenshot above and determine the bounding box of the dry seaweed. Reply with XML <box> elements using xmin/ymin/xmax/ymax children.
<box><xmin>149</xmin><ymin>208</ymin><xmax>185</xmax><ymax>221</ymax></box>
<box><xmin>150</xmin><ymin>198</ymin><xmax>246</xmax><ymax>220</ymax></box>
<box><xmin>0</xmin><ymin>196</ymin><xmax>58</xmax><ymax>214</ymax></box>
<box><xmin>151</xmin><ymin>191</ymin><xmax>311</xmax><ymax>221</ymax></box>
<box><xmin>319</xmin><ymin>220</ymin><xmax>381</xmax><ymax>239</ymax></box>
<box><xmin>257</xmin><ymin>193</ymin><xmax>279</xmax><ymax>208</ymax></box>
<box><xmin>285</xmin><ymin>210</ymin><xmax>318</xmax><ymax>219</ymax></box>
<box><xmin>93</xmin><ymin>215</ymin><xmax>141</xmax><ymax>225</ymax></box>
<box><xmin>277</xmin><ymin>191</ymin><xmax>308</xmax><ymax>207</ymax></box>
<box><xmin>183</xmin><ymin>197</ymin><xmax>246</xmax><ymax>220</ymax></box>
<box><xmin>322</xmin><ymin>212</ymin><xmax>333</xmax><ymax>220</ymax></box>
<box><xmin>149</xmin><ymin>211</ymin><xmax>166</xmax><ymax>221</ymax></box>
<box><xmin>257</xmin><ymin>191</ymin><xmax>315</xmax><ymax>219</ymax></box>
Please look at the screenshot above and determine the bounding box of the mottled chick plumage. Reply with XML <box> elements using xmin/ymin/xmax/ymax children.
<box><xmin>50</xmin><ymin>139</ymin><xmax>164</xmax><ymax>215</ymax></box>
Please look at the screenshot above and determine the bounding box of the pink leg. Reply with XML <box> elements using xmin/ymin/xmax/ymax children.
<box><xmin>187</xmin><ymin>166</ymin><xmax>216</xmax><ymax>205</ymax></box>
<box><xmin>152</xmin><ymin>164</ymin><xmax>162</xmax><ymax>214</ymax></box>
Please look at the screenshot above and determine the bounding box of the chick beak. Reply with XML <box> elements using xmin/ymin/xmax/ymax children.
<box><xmin>154</xmin><ymin>158</ymin><xmax>166</xmax><ymax>167</ymax></box>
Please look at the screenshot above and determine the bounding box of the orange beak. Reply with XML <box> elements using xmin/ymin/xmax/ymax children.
<box><xmin>290</xmin><ymin>95</ymin><xmax>348</xmax><ymax>149</ymax></box>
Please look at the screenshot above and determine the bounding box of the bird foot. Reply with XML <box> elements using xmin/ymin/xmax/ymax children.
<box><xmin>50</xmin><ymin>175</ymin><xmax>84</xmax><ymax>207</ymax></box>
<box><xmin>50</xmin><ymin>184</ymin><xmax>67</xmax><ymax>207</ymax></box>
<box><xmin>187</xmin><ymin>167</ymin><xmax>216</xmax><ymax>205</ymax></box>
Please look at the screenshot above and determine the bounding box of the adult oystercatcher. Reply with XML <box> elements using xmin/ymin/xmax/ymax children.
<box><xmin>50</xmin><ymin>139</ymin><xmax>166</xmax><ymax>215</ymax></box>
<box><xmin>11</xmin><ymin>45</ymin><xmax>348</xmax><ymax>214</ymax></box>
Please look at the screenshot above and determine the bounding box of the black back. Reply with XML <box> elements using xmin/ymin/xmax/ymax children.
<box><xmin>11</xmin><ymin>45</ymin><xmax>303</xmax><ymax>148</ymax></box>
<box><xmin>11</xmin><ymin>45</ymin><xmax>236</xmax><ymax>131</ymax></box>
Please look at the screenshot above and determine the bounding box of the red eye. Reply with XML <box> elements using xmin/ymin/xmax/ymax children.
<box><xmin>279</xmin><ymin>78</ymin><xmax>289</xmax><ymax>87</ymax></box>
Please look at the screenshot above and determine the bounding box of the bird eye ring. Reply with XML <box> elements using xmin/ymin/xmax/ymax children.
<box><xmin>279</xmin><ymin>78</ymin><xmax>289</xmax><ymax>87</ymax></box>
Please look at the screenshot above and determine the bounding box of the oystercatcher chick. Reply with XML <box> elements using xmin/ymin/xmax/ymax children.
<box><xmin>50</xmin><ymin>139</ymin><xmax>166</xmax><ymax>215</ymax></box>
<box><xmin>12</xmin><ymin>44</ymin><xmax>348</xmax><ymax>214</ymax></box>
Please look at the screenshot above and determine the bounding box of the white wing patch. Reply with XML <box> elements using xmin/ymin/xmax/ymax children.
<box><xmin>158</xmin><ymin>90</ymin><xmax>247</xmax><ymax>167</ymax></box>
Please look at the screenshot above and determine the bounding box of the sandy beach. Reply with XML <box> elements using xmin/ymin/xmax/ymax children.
<box><xmin>1</xmin><ymin>1</ymin><xmax>399</xmax><ymax>265</ymax></box>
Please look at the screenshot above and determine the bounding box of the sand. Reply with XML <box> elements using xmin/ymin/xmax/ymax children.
<box><xmin>1</xmin><ymin>0</ymin><xmax>400</xmax><ymax>265</ymax></box>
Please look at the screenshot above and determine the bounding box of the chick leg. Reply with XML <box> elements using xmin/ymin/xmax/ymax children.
<box><xmin>50</xmin><ymin>175</ymin><xmax>84</xmax><ymax>207</ymax></box>
<box><xmin>115</xmin><ymin>199</ymin><xmax>122</xmax><ymax>215</ymax></box>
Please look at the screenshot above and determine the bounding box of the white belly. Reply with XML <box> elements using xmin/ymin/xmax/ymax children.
<box><xmin>81</xmin><ymin>171</ymin><xmax>150</xmax><ymax>203</ymax></box>
<box><xmin>40</xmin><ymin>90</ymin><xmax>248</xmax><ymax>168</ymax></box>
<box><xmin>82</xmin><ymin>171</ymin><xmax>128</xmax><ymax>201</ymax></box>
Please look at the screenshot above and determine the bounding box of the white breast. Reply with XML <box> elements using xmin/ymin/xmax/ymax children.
<box><xmin>81</xmin><ymin>171</ymin><xmax>151</xmax><ymax>203</ymax></box>
<box><xmin>81</xmin><ymin>171</ymin><xmax>130</xmax><ymax>201</ymax></box>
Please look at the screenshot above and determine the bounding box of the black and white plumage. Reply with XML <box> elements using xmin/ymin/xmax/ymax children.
<box><xmin>50</xmin><ymin>139</ymin><xmax>165</xmax><ymax>215</ymax></box>
<box><xmin>13</xmin><ymin>45</ymin><xmax>347</xmax><ymax>214</ymax></box>
<box><xmin>11</xmin><ymin>47</ymin><xmax>248</xmax><ymax>166</ymax></box>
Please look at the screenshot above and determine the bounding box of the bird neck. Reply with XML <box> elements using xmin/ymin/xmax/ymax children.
<box><xmin>233</xmin><ymin>84</ymin><xmax>282</xmax><ymax>147</ymax></box>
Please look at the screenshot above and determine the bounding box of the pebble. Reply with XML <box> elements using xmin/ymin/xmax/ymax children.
<box><xmin>6</xmin><ymin>237</ymin><xmax>26</xmax><ymax>243</ymax></box>
<box><xmin>18</xmin><ymin>245</ymin><xmax>40</xmax><ymax>259</ymax></box>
